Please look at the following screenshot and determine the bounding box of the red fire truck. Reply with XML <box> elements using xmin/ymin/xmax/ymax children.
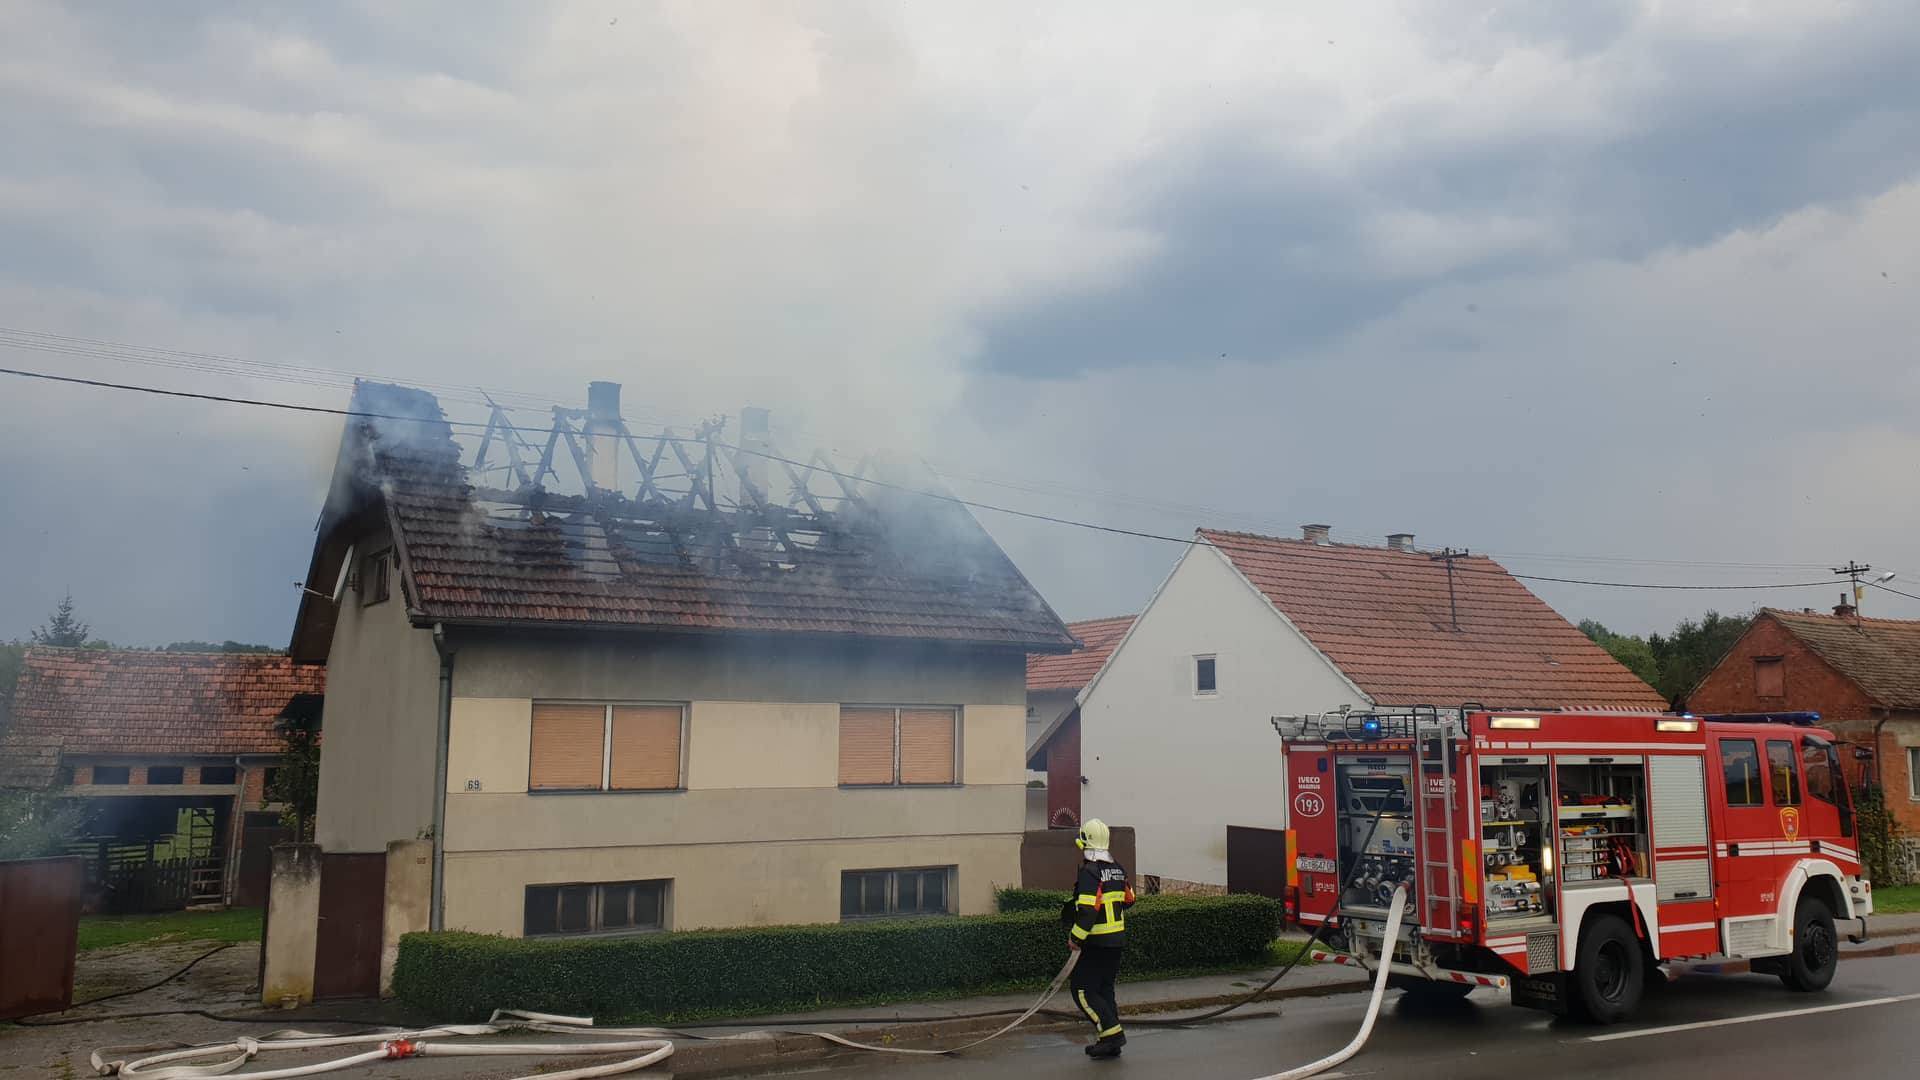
<box><xmin>1278</xmin><ymin>707</ymin><xmax>1875</xmax><ymax>1022</ymax></box>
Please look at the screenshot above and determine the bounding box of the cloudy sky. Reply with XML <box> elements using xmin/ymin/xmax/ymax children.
<box><xmin>3</xmin><ymin>0</ymin><xmax>1918</xmax><ymax>650</ymax></box>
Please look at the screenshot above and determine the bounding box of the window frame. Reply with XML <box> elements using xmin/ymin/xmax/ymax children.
<box><xmin>361</xmin><ymin>549</ymin><xmax>392</xmax><ymax>606</ymax></box>
<box><xmin>1766</xmin><ymin>738</ymin><xmax>1802</xmax><ymax>807</ymax></box>
<box><xmin>1194</xmin><ymin>654</ymin><xmax>1218</xmax><ymax>697</ymax></box>
<box><xmin>199</xmin><ymin>765</ymin><xmax>238</xmax><ymax>786</ymax></box>
<box><xmin>91</xmin><ymin>765</ymin><xmax>131</xmax><ymax>786</ymax></box>
<box><xmin>523</xmin><ymin>878</ymin><xmax>671</xmax><ymax>937</ymax></box>
<box><xmin>1909</xmin><ymin>747</ymin><xmax>1920</xmax><ymax>802</ymax></box>
<box><xmin>840</xmin><ymin>866</ymin><xmax>957</xmax><ymax>921</ymax></box>
<box><xmin>528</xmin><ymin>701</ymin><xmax>689</xmax><ymax>794</ymax></box>
<box><xmin>145</xmin><ymin>765</ymin><xmax>185</xmax><ymax>785</ymax></box>
<box><xmin>1719</xmin><ymin>738</ymin><xmax>1762</xmax><ymax>807</ymax></box>
<box><xmin>1752</xmin><ymin>656</ymin><xmax>1785</xmax><ymax>698</ymax></box>
<box><xmin>837</xmin><ymin>705</ymin><xmax>962</xmax><ymax>788</ymax></box>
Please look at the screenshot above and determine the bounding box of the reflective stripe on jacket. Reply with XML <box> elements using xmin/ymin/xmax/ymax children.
<box><xmin>1070</xmin><ymin>860</ymin><xmax>1135</xmax><ymax>946</ymax></box>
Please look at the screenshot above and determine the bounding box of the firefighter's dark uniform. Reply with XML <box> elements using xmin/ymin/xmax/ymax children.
<box><xmin>1064</xmin><ymin>856</ymin><xmax>1133</xmax><ymax>1055</ymax></box>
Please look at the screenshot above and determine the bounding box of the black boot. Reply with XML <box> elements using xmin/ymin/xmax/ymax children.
<box><xmin>1086</xmin><ymin>1033</ymin><xmax>1126</xmax><ymax>1059</ymax></box>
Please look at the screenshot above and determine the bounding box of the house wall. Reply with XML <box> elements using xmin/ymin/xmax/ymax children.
<box><xmin>437</xmin><ymin>632</ymin><xmax>1031</xmax><ymax>934</ymax></box>
<box><xmin>313</xmin><ymin>529</ymin><xmax>443</xmax><ymax>853</ymax></box>
<box><xmin>1079</xmin><ymin>545</ymin><xmax>1368</xmax><ymax>889</ymax></box>
<box><xmin>1687</xmin><ymin>614</ymin><xmax>1920</xmax><ymax>833</ymax></box>
<box><xmin>1028</xmin><ymin>688</ymin><xmax>1077</xmax><ymax>762</ymax></box>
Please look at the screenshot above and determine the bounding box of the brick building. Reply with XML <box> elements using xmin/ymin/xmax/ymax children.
<box><xmin>0</xmin><ymin>648</ymin><xmax>324</xmax><ymax>909</ymax></box>
<box><xmin>1686</xmin><ymin>606</ymin><xmax>1920</xmax><ymax>835</ymax></box>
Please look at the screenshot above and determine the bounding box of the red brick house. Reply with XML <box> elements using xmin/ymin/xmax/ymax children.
<box><xmin>1686</xmin><ymin>607</ymin><xmax>1920</xmax><ymax>835</ymax></box>
<box><xmin>1026</xmin><ymin>615</ymin><xmax>1134</xmax><ymax>829</ymax></box>
<box><xmin>0</xmin><ymin>648</ymin><xmax>324</xmax><ymax>909</ymax></box>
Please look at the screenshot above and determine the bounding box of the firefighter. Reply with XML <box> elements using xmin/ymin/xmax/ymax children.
<box><xmin>1062</xmin><ymin>818</ymin><xmax>1133</xmax><ymax>1059</ymax></box>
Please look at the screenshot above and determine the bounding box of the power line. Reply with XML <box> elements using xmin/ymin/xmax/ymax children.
<box><xmin>0</xmin><ymin>364</ymin><xmax>1853</xmax><ymax>595</ymax></box>
<box><xmin>0</xmin><ymin>325</ymin><xmax>1855</xmax><ymax>576</ymax></box>
<box><xmin>1869</xmin><ymin>581</ymin><xmax>1920</xmax><ymax>604</ymax></box>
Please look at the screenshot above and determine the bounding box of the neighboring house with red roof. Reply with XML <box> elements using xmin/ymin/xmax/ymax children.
<box><xmin>1050</xmin><ymin>525</ymin><xmax>1664</xmax><ymax>893</ymax></box>
<box><xmin>280</xmin><ymin>379</ymin><xmax>1072</xmax><ymax>994</ymax></box>
<box><xmin>1025</xmin><ymin>615</ymin><xmax>1134</xmax><ymax>829</ymax></box>
<box><xmin>0</xmin><ymin>648</ymin><xmax>322</xmax><ymax>909</ymax></box>
<box><xmin>1688</xmin><ymin>606</ymin><xmax>1920</xmax><ymax>845</ymax></box>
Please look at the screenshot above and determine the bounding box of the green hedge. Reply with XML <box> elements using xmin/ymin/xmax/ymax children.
<box><xmin>394</xmin><ymin>894</ymin><xmax>1280</xmax><ymax>1022</ymax></box>
<box><xmin>994</xmin><ymin>887</ymin><xmax>1069</xmax><ymax>913</ymax></box>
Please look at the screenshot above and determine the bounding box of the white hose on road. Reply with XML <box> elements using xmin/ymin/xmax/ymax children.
<box><xmin>1251</xmin><ymin>884</ymin><xmax>1408</xmax><ymax>1080</ymax></box>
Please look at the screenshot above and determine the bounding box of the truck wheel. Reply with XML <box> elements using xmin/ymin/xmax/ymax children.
<box><xmin>1781</xmin><ymin>898</ymin><xmax>1838</xmax><ymax>993</ymax></box>
<box><xmin>1572</xmin><ymin>914</ymin><xmax>1644</xmax><ymax>1023</ymax></box>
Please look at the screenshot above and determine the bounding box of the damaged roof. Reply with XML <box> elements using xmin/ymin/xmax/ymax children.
<box><xmin>291</xmin><ymin>382</ymin><xmax>1075</xmax><ymax>659</ymax></box>
<box><xmin>1028</xmin><ymin>615</ymin><xmax>1136</xmax><ymax>691</ymax></box>
<box><xmin>1200</xmin><ymin>529</ymin><xmax>1668</xmax><ymax>711</ymax></box>
<box><xmin>0</xmin><ymin>649</ymin><xmax>324</xmax><ymax>788</ymax></box>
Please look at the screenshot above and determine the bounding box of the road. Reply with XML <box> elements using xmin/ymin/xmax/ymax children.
<box><xmin>768</xmin><ymin>954</ymin><xmax>1920</xmax><ymax>1079</ymax></box>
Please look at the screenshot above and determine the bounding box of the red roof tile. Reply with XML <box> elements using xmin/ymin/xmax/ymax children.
<box><xmin>1028</xmin><ymin>615</ymin><xmax>1136</xmax><ymax>691</ymax></box>
<box><xmin>1199</xmin><ymin>530</ymin><xmax>1667</xmax><ymax>710</ymax></box>
<box><xmin>1761</xmin><ymin>608</ymin><xmax>1920</xmax><ymax>709</ymax></box>
<box><xmin>301</xmin><ymin>383</ymin><xmax>1075</xmax><ymax>652</ymax></box>
<box><xmin>0</xmin><ymin>649</ymin><xmax>323</xmax><ymax>788</ymax></box>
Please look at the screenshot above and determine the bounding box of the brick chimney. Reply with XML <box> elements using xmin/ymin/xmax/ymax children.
<box><xmin>1301</xmin><ymin>524</ymin><xmax>1332</xmax><ymax>545</ymax></box>
<box><xmin>1387</xmin><ymin>533</ymin><xmax>1415</xmax><ymax>553</ymax></box>
<box><xmin>1834</xmin><ymin>592</ymin><xmax>1857</xmax><ymax>619</ymax></box>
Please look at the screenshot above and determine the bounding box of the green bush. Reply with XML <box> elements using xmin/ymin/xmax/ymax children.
<box><xmin>994</xmin><ymin>887</ymin><xmax>1069</xmax><ymax>913</ymax></box>
<box><xmin>394</xmin><ymin>894</ymin><xmax>1280</xmax><ymax>1022</ymax></box>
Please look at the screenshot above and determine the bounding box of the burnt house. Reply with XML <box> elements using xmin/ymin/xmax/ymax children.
<box><xmin>0</xmin><ymin>648</ymin><xmax>321</xmax><ymax>910</ymax></box>
<box><xmin>272</xmin><ymin>379</ymin><xmax>1073</xmax><ymax>998</ymax></box>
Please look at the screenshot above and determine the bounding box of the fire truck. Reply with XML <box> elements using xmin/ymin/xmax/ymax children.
<box><xmin>1278</xmin><ymin>707</ymin><xmax>1875</xmax><ymax>1022</ymax></box>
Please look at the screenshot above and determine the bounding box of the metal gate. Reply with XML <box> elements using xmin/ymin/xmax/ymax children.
<box><xmin>0</xmin><ymin>856</ymin><xmax>84</xmax><ymax>1019</ymax></box>
<box><xmin>314</xmin><ymin>853</ymin><xmax>386</xmax><ymax>999</ymax></box>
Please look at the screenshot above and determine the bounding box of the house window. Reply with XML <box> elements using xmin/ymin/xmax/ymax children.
<box><xmin>1753</xmin><ymin>657</ymin><xmax>1784</xmax><ymax>698</ymax></box>
<box><xmin>838</xmin><ymin>707</ymin><xmax>958</xmax><ymax>786</ymax></box>
<box><xmin>146</xmin><ymin>766</ymin><xmax>184</xmax><ymax>785</ymax></box>
<box><xmin>91</xmin><ymin>765</ymin><xmax>130</xmax><ymax>785</ymax></box>
<box><xmin>528</xmin><ymin>702</ymin><xmax>686</xmax><ymax>792</ymax></box>
<box><xmin>263</xmin><ymin>767</ymin><xmax>282</xmax><ymax>795</ymax></box>
<box><xmin>1767</xmin><ymin>739</ymin><xmax>1801</xmax><ymax>806</ymax></box>
<box><xmin>362</xmin><ymin>550</ymin><xmax>392</xmax><ymax>606</ymax></box>
<box><xmin>1719</xmin><ymin>739</ymin><xmax>1761</xmax><ymax>807</ymax></box>
<box><xmin>524</xmin><ymin>879</ymin><xmax>669</xmax><ymax>936</ymax></box>
<box><xmin>1909</xmin><ymin>748</ymin><xmax>1920</xmax><ymax>801</ymax></box>
<box><xmin>841</xmin><ymin>867</ymin><xmax>955</xmax><ymax>920</ymax></box>
<box><xmin>1195</xmin><ymin>655</ymin><xmax>1218</xmax><ymax>696</ymax></box>
<box><xmin>200</xmin><ymin>765</ymin><xmax>237</xmax><ymax>785</ymax></box>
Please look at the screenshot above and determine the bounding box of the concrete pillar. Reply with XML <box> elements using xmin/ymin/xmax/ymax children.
<box><xmin>261</xmin><ymin>843</ymin><xmax>321</xmax><ymax>1007</ymax></box>
<box><xmin>381</xmin><ymin>839</ymin><xmax>432</xmax><ymax>996</ymax></box>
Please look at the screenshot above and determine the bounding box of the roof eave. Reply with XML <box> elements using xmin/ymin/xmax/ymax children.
<box><xmin>412</xmin><ymin>613</ymin><xmax>1076</xmax><ymax>653</ymax></box>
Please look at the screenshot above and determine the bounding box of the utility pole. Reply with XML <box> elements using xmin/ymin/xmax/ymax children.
<box><xmin>1832</xmin><ymin>560</ymin><xmax>1872</xmax><ymax>614</ymax></box>
<box><xmin>1431</xmin><ymin>548</ymin><xmax>1469</xmax><ymax>631</ymax></box>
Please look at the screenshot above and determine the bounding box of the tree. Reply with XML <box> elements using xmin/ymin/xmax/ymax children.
<box><xmin>0</xmin><ymin>639</ymin><xmax>23</xmax><ymax>737</ymax></box>
<box><xmin>31</xmin><ymin>592</ymin><xmax>91</xmax><ymax>647</ymax></box>
<box><xmin>0</xmin><ymin>791</ymin><xmax>89</xmax><ymax>860</ymax></box>
<box><xmin>1578</xmin><ymin>619</ymin><xmax>1662</xmax><ymax>689</ymax></box>
<box><xmin>1650</xmin><ymin>610</ymin><xmax>1754</xmax><ymax>705</ymax></box>
<box><xmin>271</xmin><ymin>721</ymin><xmax>321</xmax><ymax>842</ymax></box>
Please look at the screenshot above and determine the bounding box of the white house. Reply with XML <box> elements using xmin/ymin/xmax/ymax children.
<box><xmin>1044</xmin><ymin>525</ymin><xmax>1666</xmax><ymax>893</ymax></box>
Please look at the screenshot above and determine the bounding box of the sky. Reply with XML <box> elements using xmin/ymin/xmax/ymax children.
<box><xmin>2</xmin><ymin>0</ymin><xmax>1918</xmax><ymax>650</ymax></box>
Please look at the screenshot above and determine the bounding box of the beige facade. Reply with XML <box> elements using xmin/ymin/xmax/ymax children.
<box><xmin>313</xmin><ymin>529</ymin><xmax>442</xmax><ymax>854</ymax></box>
<box><xmin>438</xmin><ymin>694</ymin><xmax>1026</xmax><ymax>935</ymax></box>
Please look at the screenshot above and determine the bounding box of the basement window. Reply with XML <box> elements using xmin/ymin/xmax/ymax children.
<box><xmin>1753</xmin><ymin>657</ymin><xmax>1784</xmax><ymax>698</ymax></box>
<box><xmin>524</xmin><ymin>879</ymin><xmax>669</xmax><ymax>936</ymax></box>
<box><xmin>146</xmin><ymin>766</ymin><xmax>184</xmax><ymax>785</ymax></box>
<box><xmin>91</xmin><ymin>766</ymin><xmax>130</xmax><ymax>785</ymax></box>
<box><xmin>841</xmin><ymin>867</ymin><xmax>955</xmax><ymax>920</ymax></box>
<box><xmin>1195</xmin><ymin>655</ymin><xmax>1218</xmax><ymax>696</ymax></box>
<box><xmin>362</xmin><ymin>550</ymin><xmax>392</xmax><ymax>606</ymax></box>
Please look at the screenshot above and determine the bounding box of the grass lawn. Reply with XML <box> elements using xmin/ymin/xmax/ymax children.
<box><xmin>77</xmin><ymin>907</ymin><xmax>263</xmax><ymax>951</ymax></box>
<box><xmin>1874</xmin><ymin>885</ymin><xmax>1920</xmax><ymax>915</ymax></box>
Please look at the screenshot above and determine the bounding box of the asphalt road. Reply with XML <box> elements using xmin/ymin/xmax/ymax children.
<box><xmin>771</xmin><ymin>954</ymin><xmax>1920</xmax><ymax>1079</ymax></box>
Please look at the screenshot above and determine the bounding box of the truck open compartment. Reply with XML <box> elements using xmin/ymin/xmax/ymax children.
<box><xmin>1478</xmin><ymin>760</ymin><xmax>1550</xmax><ymax>919</ymax></box>
<box><xmin>1554</xmin><ymin>758</ymin><xmax>1649</xmax><ymax>883</ymax></box>
<box><xmin>1335</xmin><ymin>757</ymin><xmax>1417</xmax><ymax>911</ymax></box>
